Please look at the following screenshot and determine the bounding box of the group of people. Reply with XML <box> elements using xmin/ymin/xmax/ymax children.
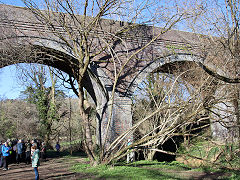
<box><xmin>0</xmin><ymin>139</ymin><xmax>46</xmax><ymax>180</ymax></box>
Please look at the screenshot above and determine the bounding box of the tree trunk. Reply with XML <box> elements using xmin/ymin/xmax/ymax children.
<box><xmin>78</xmin><ymin>85</ymin><xmax>96</xmax><ymax>164</ymax></box>
<box><xmin>233</xmin><ymin>85</ymin><xmax>240</xmax><ymax>148</ymax></box>
<box><xmin>147</xmin><ymin>150</ymin><xmax>156</xmax><ymax>161</ymax></box>
<box><xmin>45</xmin><ymin>123</ymin><xmax>52</xmax><ymax>148</ymax></box>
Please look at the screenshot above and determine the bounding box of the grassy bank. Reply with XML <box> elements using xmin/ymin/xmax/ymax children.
<box><xmin>62</xmin><ymin>137</ymin><xmax>240</xmax><ymax>179</ymax></box>
<box><xmin>71</xmin><ymin>159</ymin><xmax>240</xmax><ymax>179</ymax></box>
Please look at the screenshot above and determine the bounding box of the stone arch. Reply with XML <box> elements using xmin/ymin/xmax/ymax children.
<box><xmin>119</xmin><ymin>53</ymin><xmax>206</xmax><ymax>160</ymax></box>
<box><xmin>125</xmin><ymin>53</ymin><xmax>204</xmax><ymax>97</ymax></box>
<box><xmin>1</xmin><ymin>29</ymin><xmax>125</xmax><ymax>145</ymax></box>
<box><xmin>0</xmin><ymin>36</ymin><xmax>118</xmax><ymax>145</ymax></box>
<box><xmin>104</xmin><ymin>54</ymin><xmax>207</xmax><ymax>147</ymax></box>
<box><xmin>126</xmin><ymin>53</ymin><xmax>238</xmax><ymax>143</ymax></box>
<box><xmin>1</xmin><ymin>36</ymin><xmax>111</xmax><ymax>103</ymax></box>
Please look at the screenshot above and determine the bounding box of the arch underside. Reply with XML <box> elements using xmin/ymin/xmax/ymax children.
<box><xmin>125</xmin><ymin>54</ymin><xmax>205</xmax><ymax>97</ymax></box>
<box><xmin>128</xmin><ymin>53</ymin><xmax>238</xmax><ymax>142</ymax></box>
<box><xmin>0</xmin><ymin>43</ymin><xmax>105</xmax><ymax>106</ymax></box>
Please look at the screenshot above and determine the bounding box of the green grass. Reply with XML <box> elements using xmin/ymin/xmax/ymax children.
<box><xmin>179</xmin><ymin>140</ymin><xmax>240</xmax><ymax>169</ymax></box>
<box><xmin>72</xmin><ymin>160</ymin><xmax>195</xmax><ymax>180</ymax></box>
<box><xmin>67</xmin><ymin>138</ymin><xmax>240</xmax><ymax>179</ymax></box>
<box><xmin>71</xmin><ymin>158</ymin><xmax>240</xmax><ymax>180</ymax></box>
<box><xmin>126</xmin><ymin>160</ymin><xmax>192</xmax><ymax>170</ymax></box>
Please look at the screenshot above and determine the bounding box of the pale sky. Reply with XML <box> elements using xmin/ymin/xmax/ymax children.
<box><xmin>0</xmin><ymin>0</ymin><xmax>25</xmax><ymax>99</ymax></box>
<box><xmin>0</xmin><ymin>66</ymin><xmax>23</xmax><ymax>99</ymax></box>
<box><xmin>0</xmin><ymin>1</ymin><xmax>78</xmax><ymax>99</ymax></box>
<box><xmin>0</xmin><ymin>0</ymin><xmax>73</xmax><ymax>99</ymax></box>
<box><xmin>0</xmin><ymin>0</ymin><xmax>25</xmax><ymax>6</ymax></box>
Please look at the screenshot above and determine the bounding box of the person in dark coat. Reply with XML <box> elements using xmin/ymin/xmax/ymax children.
<box><xmin>0</xmin><ymin>141</ymin><xmax>3</xmax><ymax>168</ymax></box>
<box><xmin>55</xmin><ymin>142</ymin><xmax>60</xmax><ymax>157</ymax></box>
<box><xmin>40</xmin><ymin>142</ymin><xmax>46</xmax><ymax>161</ymax></box>
<box><xmin>25</xmin><ymin>140</ymin><xmax>31</xmax><ymax>164</ymax></box>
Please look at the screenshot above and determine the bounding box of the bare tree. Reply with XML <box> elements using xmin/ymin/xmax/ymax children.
<box><xmin>0</xmin><ymin>0</ymin><xmax>204</xmax><ymax>164</ymax></box>
<box><xmin>185</xmin><ymin>0</ymin><xmax>240</xmax><ymax>145</ymax></box>
<box><xmin>0</xmin><ymin>99</ymin><xmax>38</xmax><ymax>140</ymax></box>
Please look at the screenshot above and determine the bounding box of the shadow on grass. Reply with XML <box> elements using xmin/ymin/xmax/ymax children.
<box><xmin>46</xmin><ymin>150</ymin><xmax>87</xmax><ymax>159</ymax></box>
<box><xmin>94</xmin><ymin>167</ymin><xmax>183</xmax><ymax>180</ymax></box>
<box><xmin>116</xmin><ymin>161</ymin><xmax>192</xmax><ymax>171</ymax></box>
<box><xmin>194</xmin><ymin>166</ymin><xmax>240</xmax><ymax>180</ymax></box>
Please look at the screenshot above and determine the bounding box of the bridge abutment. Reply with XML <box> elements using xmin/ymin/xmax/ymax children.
<box><xmin>210</xmin><ymin>90</ymin><xmax>239</xmax><ymax>143</ymax></box>
<box><xmin>98</xmin><ymin>96</ymin><xmax>132</xmax><ymax>148</ymax></box>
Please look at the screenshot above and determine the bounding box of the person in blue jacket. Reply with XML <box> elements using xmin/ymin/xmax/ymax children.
<box><xmin>2</xmin><ymin>141</ymin><xmax>11</xmax><ymax>170</ymax></box>
<box><xmin>55</xmin><ymin>142</ymin><xmax>60</xmax><ymax>157</ymax></box>
<box><xmin>16</xmin><ymin>139</ymin><xmax>24</xmax><ymax>164</ymax></box>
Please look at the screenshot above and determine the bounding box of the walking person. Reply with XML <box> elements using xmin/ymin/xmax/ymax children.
<box><xmin>40</xmin><ymin>142</ymin><xmax>46</xmax><ymax>162</ymax></box>
<box><xmin>12</xmin><ymin>141</ymin><xmax>17</xmax><ymax>164</ymax></box>
<box><xmin>2</xmin><ymin>142</ymin><xmax>11</xmax><ymax>170</ymax></box>
<box><xmin>0</xmin><ymin>141</ymin><xmax>3</xmax><ymax>168</ymax></box>
<box><xmin>31</xmin><ymin>143</ymin><xmax>40</xmax><ymax>180</ymax></box>
<box><xmin>7</xmin><ymin>139</ymin><xmax>14</xmax><ymax>164</ymax></box>
<box><xmin>126</xmin><ymin>139</ymin><xmax>134</xmax><ymax>163</ymax></box>
<box><xmin>55</xmin><ymin>142</ymin><xmax>60</xmax><ymax>157</ymax></box>
<box><xmin>16</xmin><ymin>139</ymin><xmax>24</xmax><ymax>164</ymax></box>
<box><xmin>25</xmin><ymin>140</ymin><xmax>31</xmax><ymax>164</ymax></box>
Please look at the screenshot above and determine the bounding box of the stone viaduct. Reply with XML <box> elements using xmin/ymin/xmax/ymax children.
<box><xmin>0</xmin><ymin>4</ymin><xmax>237</xmax><ymax>144</ymax></box>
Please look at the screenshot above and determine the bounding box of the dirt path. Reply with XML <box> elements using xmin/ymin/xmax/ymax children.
<box><xmin>0</xmin><ymin>157</ymin><xmax>93</xmax><ymax>180</ymax></box>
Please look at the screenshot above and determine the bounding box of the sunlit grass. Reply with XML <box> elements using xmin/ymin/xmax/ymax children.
<box><xmin>72</xmin><ymin>160</ymin><xmax>194</xmax><ymax>180</ymax></box>
<box><xmin>71</xmin><ymin>158</ymin><xmax>240</xmax><ymax>180</ymax></box>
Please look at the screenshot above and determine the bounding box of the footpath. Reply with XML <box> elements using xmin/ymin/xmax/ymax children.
<box><xmin>0</xmin><ymin>157</ymin><xmax>90</xmax><ymax>180</ymax></box>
